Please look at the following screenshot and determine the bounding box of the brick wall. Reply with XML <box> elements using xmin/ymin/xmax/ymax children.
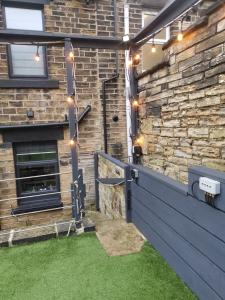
<box><xmin>138</xmin><ymin>2</ymin><xmax>225</xmax><ymax>184</ymax></box>
<box><xmin>0</xmin><ymin>0</ymin><xmax>143</xmax><ymax>230</ymax></box>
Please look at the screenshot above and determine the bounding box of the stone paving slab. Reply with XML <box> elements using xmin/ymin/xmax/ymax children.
<box><xmin>87</xmin><ymin>211</ymin><xmax>144</xmax><ymax>256</ymax></box>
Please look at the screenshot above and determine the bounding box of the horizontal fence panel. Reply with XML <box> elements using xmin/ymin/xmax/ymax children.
<box><xmin>132</xmin><ymin>210</ymin><xmax>221</xmax><ymax>300</ymax></box>
<box><xmin>131</xmin><ymin>183</ymin><xmax>225</xmax><ymax>273</ymax></box>
<box><xmin>132</xmin><ymin>198</ymin><xmax>225</xmax><ymax>299</ymax></box>
<box><xmin>135</xmin><ymin>168</ymin><xmax>225</xmax><ymax>243</ymax></box>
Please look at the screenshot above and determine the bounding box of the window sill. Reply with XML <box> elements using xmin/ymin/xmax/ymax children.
<box><xmin>12</xmin><ymin>201</ymin><xmax>63</xmax><ymax>215</ymax></box>
<box><xmin>0</xmin><ymin>79</ymin><xmax>59</xmax><ymax>89</ymax></box>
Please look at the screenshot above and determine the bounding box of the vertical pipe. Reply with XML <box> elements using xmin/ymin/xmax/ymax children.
<box><xmin>65</xmin><ymin>38</ymin><xmax>79</xmax><ymax>220</ymax></box>
<box><xmin>124</xmin><ymin>3</ymin><xmax>133</xmax><ymax>163</ymax></box>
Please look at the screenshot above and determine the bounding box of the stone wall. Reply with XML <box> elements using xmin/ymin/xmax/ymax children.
<box><xmin>98</xmin><ymin>155</ymin><xmax>126</xmax><ymax>219</ymax></box>
<box><xmin>138</xmin><ymin>2</ymin><xmax>225</xmax><ymax>184</ymax></box>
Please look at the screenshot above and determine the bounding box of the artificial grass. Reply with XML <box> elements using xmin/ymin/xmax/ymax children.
<box><xmin>0</xmin><ymin>233</ymin><xmax>196</xmax><ymax>300</ymax></box>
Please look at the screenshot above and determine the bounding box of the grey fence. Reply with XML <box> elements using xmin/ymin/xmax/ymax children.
<box><xmin>95</xmin><ymin>153</ymin><xmax>225</xmax><ymax>300</ymax></box>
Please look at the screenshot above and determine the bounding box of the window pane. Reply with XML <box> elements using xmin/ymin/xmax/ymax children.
<box><xmin>19</xmin><ymin>165</ymin><xmax>58</xmax><ymax>195</ymax></box>
<box><xmin>143</xmin><ymin>12</ymin><xmax>167</xmax><ymax>40</ymax></box>
<box><xmin>10</xmin><ymin>45</ymin><xmax>45</xmax><ymax>76</ymax></box>
<box><xmin>17</xmin><ymin>152</ymin><xmax>57</xmax><ymax>163</ymax></box>
<box><xmin>142</xmin><ymin>44</ymin><xmax>164</xmax><ymax>71</ymax></box>
<box><xmin>14</xmin><ymin>142</ymin><xmax>60</xmax><ymax>198</ymax></box>
<box><xmin>5</xmin><ymin>7</ymin><xmax>43</xmax><ymax>31</ymax></box>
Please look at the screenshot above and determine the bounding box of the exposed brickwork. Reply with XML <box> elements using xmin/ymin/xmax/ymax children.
<box><xmin>0</xmin><ymin>0</ymin><xmax>143</xmax><ymax>231</ymax></box>
<box><xmin>138</xmin><ymin>2</ymin><xmax>225</xmax><ymax>184</ymax></box>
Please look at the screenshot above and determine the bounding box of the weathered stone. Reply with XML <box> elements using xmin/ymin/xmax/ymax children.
<box><xmin>217</xmin><ymin>18</ymin><xmax>225</xmax><ymax>32</ymax></box>
<box><xmin>163</xmin><ymin>119</ymin><xmax>180</xmax><ymax>128</ymax></box>
<box><xmin>179</xmin><ymin>53</ymin><xmax>203</xmax><ymax>72</ymax></box>
<box><xmin>205</xmin><ymin>63</ymin><xmax>225</xmax><ymax>78</ymax></box>
<box><xmin>197</xmin><ymin>96</ymin><xmax>220</xmax><ymax>107</ymax></box>
<box><xmin>188</xmin><ymin>127</ymin><xmax>209</xmax><ymax>138</ymax></box>
<box><xmin>210</xmin><ymin>128</ymin><xmax>225</xmax><ymax>139</ymax></box>
<box><xmin>202</xmin><ymin>158</ymin><xmax>225</xmax><ymax>172</ymax></box>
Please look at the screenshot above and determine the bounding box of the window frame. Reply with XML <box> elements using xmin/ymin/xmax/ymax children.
<box><xmin>141</xmin><ymin>10</ymin><xmax>170</xmax><ymax>72</ymax></box>
<box><xmin>13</xmin><ymin>141</ymin><xmax>61</xmax><ymax>211</ymax></box>
<box><xmin>142</xmin><ymin>10</ymin><xmax>170</xmax><ymax>45</ymax></box>
<box><xmin>3</xmin><ymin>3</ymin><xmax>48</xmax><ymax>79</ymax></box>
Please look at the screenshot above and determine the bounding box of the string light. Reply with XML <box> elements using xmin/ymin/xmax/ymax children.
<box><xmin>34</xmin><ymin>45</ymin><xmax>40</xmax><ymax>62</ymax></box>
<box><xmin>177</xmin><ymin>17</ymin><xmax>184</xmax><ymax>42</ymax></box>
<box><xmin>69</xmin><ymin>139</ymin><xmax>75</xmax><ymax>146</ymax></box>
<box><xmin>123</xmin><ymin>34</ymin><xmax>130</xmax><ymax>42</ymax></box>
<box><xmin>133</xmin><ymin>53</ymin><xmax>141</xmax><ymax>66</ymax></box>
<box><xmin>132</xmin><ymin>100</ymin><xmax>139</xmax><ymax>108</ymax></box>
<box><xmin>135</xmin><ymin>136</ymin><xmax>144</xmax><ymax>146</ymax></box>
<box><xmin>177</xmin><ymin>31</ymin><xmax>183</xmax><ymax>42</ymax></box>
<box><xmin>67</xmin><ymin>96</ymin><xmax>73</xmax><ymax>104</ymax></box>
<box><xmin>69</xmin><ymin>51</ymin><xmax>74</xmax><ymax>59</ymax></box>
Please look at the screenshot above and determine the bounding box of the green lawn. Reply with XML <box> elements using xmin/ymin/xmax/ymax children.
<box><xmin>0</xmin><ymin>233</ymin><xmax>196</xmax><ymax>300</ymax></box>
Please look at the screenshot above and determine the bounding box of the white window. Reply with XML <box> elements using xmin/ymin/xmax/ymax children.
<box><xmin>5</xmin><ymin>6</ymin><xmax>46</xmax><ymax>77</ymax></box>
<box><xmin>5</xmin><ymin>7</ymin><xmax>43</xmax><ymax>31</ymax></box>
<box><xmin>142</xmin><ymin>11</ymin><xmax>170</xmax><ymax>71</ymax></box>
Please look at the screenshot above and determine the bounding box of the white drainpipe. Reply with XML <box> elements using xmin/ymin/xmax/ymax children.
<box><xmin>124</xmin><ymin>3</ymin><xmax>133</xmax><ymax>163</ymax></box>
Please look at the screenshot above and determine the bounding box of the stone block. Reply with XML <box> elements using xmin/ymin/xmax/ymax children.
<box><xmin>210</xmin><ymin>128</ymin><xmax>225</xmax><ymax>139</ymax></box>
<box><xmin>163</xmin><ymin>119</ymin><xmax>180</xmax><ymax>128</ymax></box>
<box><xmin>197</xmin><ymin>96</ymin><xmax>220</xmax><ymax>107</ymax></box>
<box><xmin>188</xmin><ymin>127</ymin><xmax>209</xmax><ymax>138</ymax></box>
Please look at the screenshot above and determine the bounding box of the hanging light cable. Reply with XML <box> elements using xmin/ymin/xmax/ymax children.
<box><xmin>151</xmin><ymin>35</ymin><xmax>156</xmax><ymax>53</ymax></box>
<box><xmin>34</xmin><ymin>45</ymin><xmax>40</xmax><ymax>62</ymax></box>
<box><xmin>177</xmin><ymin>15</ymin><xmax>186</xmax><ymax>42</ymax></box>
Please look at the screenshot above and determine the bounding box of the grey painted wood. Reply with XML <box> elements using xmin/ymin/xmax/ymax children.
<box><xmin>132</xmin><ymin>211</ymin><xmax>221</xmax><ymax>300</ymax></box>
<box><xmin>132</xmin><ymin>199</ymin><xmax>225</xmax><ymax>298</ymax></box>
<box><xmin>135</xmin><ymin>170</ymin><xmax>225</xmax><ymax>243</ymax></box>
<box><xmin>94</xmin><ymin>153</ymin><xmax>100</xmax><ymax>211</ymax></box>
<box><xmin>130</xmin><ymin>165</ymin><xmax>225</xmax><ymax>300</ymax></box>
<box><xmin>131</xmin><ymin>183</ymin><xmax>225</xmax><ymax>273</ymax></box>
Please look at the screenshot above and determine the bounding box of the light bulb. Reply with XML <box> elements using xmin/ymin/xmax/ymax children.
<box><xmin>70</xmin><ymin>139</ymin><xmax>75</xmax><ymax>146</ymax></box>
<box><xmin>132</xmin><ymin>100</ymin><xmax>139</xmax><ymax>108</ymax></box>
<box><xmin>67</xmin><ymin>96</ymin><xmax>73</xmax><ymax>103</ymax></box>
<box><xmin>177</xmin><ymin>31</ymin><xmax>183</xmax><ymax>42</ymax></box>
<box><xmin>123</xmin><ymin>35</ymin><xmax>130</xmax><ymax>42</ymax></box>
<box><xmin>133</xmin><ymin>53</ymin><xmax>141</xmax><ymax>66</ymax></box>
<box><xmin>35</xmin><ymin>54</ymin><xmax>40</xmax><ymax>62</ymax></box>
<box><xmin>151</xmin><ymin>44</ymin><xmax>156</xmax><ymax>53</ymax></box>
<box><xmin>135</xmin><ymin>136</ymin><xmax>144</xmax><ymax>145</ymax></box>
<box><xmin>69</xmin><ymin>51</ymin><xmax>74</xmax><ymax>59</ymax></box>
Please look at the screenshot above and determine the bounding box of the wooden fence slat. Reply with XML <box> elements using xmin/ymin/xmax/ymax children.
<box><xmin>132</xmin><ymin>199</ymin><xmax>225</xmax><ymax>299</ymax></box>
<box><xmin>132</xmin><ymin>210</ymin><xmax>222</xmax><ymax>300</ymax></box>
<box><xmin>136</xmin><ymin>171</ymin><xmax>225</xmax><ymax>243</ymax></box>
<box><xmin>131</xmin><ymin>183</ymin><xmax>225</xmax><ymax>272</ymax></box>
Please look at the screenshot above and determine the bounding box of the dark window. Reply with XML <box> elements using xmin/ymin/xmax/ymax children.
<box><xmin>4</xmin><ymin>5</ymin><xmax>47</xmax><ymax>78</ymax></box>
<box><xmin>13</xmin><ymin>141</ymin><xmax>62</xmax><ymax>213</ymax></box>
